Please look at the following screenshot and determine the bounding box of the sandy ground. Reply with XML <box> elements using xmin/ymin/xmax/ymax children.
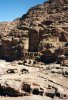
<box><xmin>0</xmin><ymin>60</ymin><xmax>68</xmax><ymax>100</ymax></box>
<box><xmin>0</xmin><ymin>96</ymin><xmax>50</xmax><ymax>100</ymax></box>
<box><xmin>0</xmin><ymin>96</ymin><xmax>63</xmax><ymax>100</ymax></box>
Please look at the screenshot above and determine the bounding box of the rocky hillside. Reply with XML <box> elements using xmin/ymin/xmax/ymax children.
<box><xmin>0</xmin><ymin>0</ymin><xmax>68</xmax><ymax>61</ymax></box>
<box><xmin>0</xmin><ymin>20</ymin><xmax>19</xmax><ymax>37</ymax></box>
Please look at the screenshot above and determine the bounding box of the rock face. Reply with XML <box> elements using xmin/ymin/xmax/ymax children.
<box><xmin>0</xmin><ymin>0</ymin><xmax>68</xmax><ymax>61</ymax></box>
<box><xmin>0</xmin><ymin>20</ymin><xmax>19</xmax><ymax>37</ymax></box>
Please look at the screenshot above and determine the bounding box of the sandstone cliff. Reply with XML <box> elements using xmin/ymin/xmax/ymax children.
<box><xmin>0</xmin><ymin>0</ymin><xmax>68</xmax><ymax>61</ymax></box>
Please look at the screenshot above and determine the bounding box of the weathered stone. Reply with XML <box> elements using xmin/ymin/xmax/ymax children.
<box><xmin>0</xmin><ymin>0</ymin><xmax>67</xmax><ymax>61</ymax></box>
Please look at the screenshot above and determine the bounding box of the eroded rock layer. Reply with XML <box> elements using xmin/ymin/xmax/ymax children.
<box><xmin>0</xmin><ymin>0</ymin><xmax>68</xmax><ymax>62</ymax></box>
